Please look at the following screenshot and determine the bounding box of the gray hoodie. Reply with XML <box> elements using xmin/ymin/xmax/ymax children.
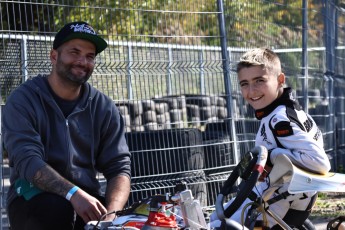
<box><xmin>2</xmin><ymin>75</ymin><xmax>131</xmax><ymax>206</ymax></box>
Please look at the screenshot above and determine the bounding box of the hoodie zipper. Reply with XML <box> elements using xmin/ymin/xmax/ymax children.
<box><xmin>65</xmin><ymin>119</ymin><xmax>72</xmax><ymax>175</ymax></box>
<box><xmin>64</xmin><ymin>100</ymin><xmax>90</xmax><ymax>177</ymax></box>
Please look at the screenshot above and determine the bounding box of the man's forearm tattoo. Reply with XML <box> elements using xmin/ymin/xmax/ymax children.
<box><xmin>32</xmin><ymin>165</ymin><xmax>73</xmax><ymax>197</ymax></box>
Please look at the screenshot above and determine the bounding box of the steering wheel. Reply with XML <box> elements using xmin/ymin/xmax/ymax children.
<box><xmin>216</xmin><ymin>146</ymin><xmax>268</xmax><ymax>220</ymax></box>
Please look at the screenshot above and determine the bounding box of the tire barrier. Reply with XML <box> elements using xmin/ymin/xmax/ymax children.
<box><xmin>116</xmin><ymin>95</ymin><xmax>230</xmax><ymax>132</ymax></box>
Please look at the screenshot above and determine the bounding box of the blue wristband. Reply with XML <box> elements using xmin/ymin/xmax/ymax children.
<box><xmin>66</xmin><ymin>186</ymin><xmax>79</xmax><ymax>201</ymax></box>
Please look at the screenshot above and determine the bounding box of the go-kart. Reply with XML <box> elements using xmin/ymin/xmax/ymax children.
<box><xmin>215</xmin><ymin>145</ymin><xmax>345</xmax><ymax>230</ymax></box>
<box><xmin>85</xmin><ymin>145</ymin><xmax>345</xmax><ymax>230</ymax></box>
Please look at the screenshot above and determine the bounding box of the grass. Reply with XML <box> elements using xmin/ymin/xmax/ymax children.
<box><xmin>310</xmin><ymin>192</ymin><xmax>345</xmax><ymax>219</ymax></box>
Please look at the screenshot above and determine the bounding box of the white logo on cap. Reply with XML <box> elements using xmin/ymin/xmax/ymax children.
<box><xmin>70</xmin><ymin>24</ymin><xmax>96</xmax><ymax>35</ymax></box>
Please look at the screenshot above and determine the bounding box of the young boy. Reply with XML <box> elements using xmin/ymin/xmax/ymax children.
<box><xmin>210</xmin><ymin>48</ymin><xmax>330</xmax><ymax>229</ymax></box>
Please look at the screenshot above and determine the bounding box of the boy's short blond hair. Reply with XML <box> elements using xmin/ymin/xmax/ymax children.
<box><xmin>236</xmin><ymin>48</ymin><xmax>282</xmax><ymax>76</ymax></box>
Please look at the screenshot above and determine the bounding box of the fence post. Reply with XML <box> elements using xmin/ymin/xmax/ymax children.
<box><xmin>323</xmin><ymin>0</ymin><xmax>337</xmax><ymax>169</ymax></box>
<box><xmin>20</xmin><ymin>35</ymin><xmax>28</xmax><ymax>83</ymax></box>
<box><xmin>324</xmin><ymin>0</ymin><xmax>336</xmax><ymax>75</ymax></box>
<box><xmin>167</xmin><ymin>47</ymin><xmax>172</xmax><ymax>95</ymax></box>
<box><xmin>329</xmin><ymin>75</ymin><xmax>337</xmax><ymax>169</ymax></box>
<box><xmin>0</xmin><ymin>91</ymin><xmax>2</xmax><ymax>230</ymax></box>
<box><xmin>302</xmin><ymin>0</ymin><xmax>309</xmax><ymax>112</ymax></box>
<box><xmin>198</xmin><ymin>50</ymin><xmax>205</xmax><ymax>95</ymax></box>
<box><xmin>126</xmin><ymin>44</ymin><xmax>133</xmax><ymax>100</ymax></box>
<box><xmin>217</xmin><ymin>0</ymin><xmax>239</xmax><ymax>163</ymax></box>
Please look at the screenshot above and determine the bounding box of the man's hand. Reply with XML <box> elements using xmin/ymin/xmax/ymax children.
<box><xmin>258</xmin><ymin>164</ymin><xmax>272</xmax><ymax>182</ymax></box>
<box><xmin>32</xmin><ymin>165</ymin><xmax>108</xmax><ymax>223</ymax></box>
<box><xmin>70</xmin><ymin>189</ymin><xmax>107</xmax><ymax>224</ymax></box>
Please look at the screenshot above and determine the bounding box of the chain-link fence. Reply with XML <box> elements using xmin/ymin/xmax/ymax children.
<box><xmin>0</xmin><ymin>0</ymin><xmax>345</xmax><ymax>229</ymax></box>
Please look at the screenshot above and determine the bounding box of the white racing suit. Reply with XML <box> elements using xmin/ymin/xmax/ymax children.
<box><xmin>210</xmin><ymin>88</ymin><xmax>331</xmax><ymax>228</ymax></box>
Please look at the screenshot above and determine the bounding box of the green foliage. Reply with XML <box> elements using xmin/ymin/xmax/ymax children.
<box><xmin>317</xmin><ymin>192</ymin><xmax>328</xmax><ymax>200</ymax></box>
<box><xmin>0</xmin><ymin>0</ymin><xmax>329</xmax><ymax>48</ymax></box>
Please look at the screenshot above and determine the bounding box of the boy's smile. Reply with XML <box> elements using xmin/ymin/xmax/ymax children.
<box><xmin>238</xmin><ymin>66</ymin><xmax>285</xmax><ymax>110</ymax></box>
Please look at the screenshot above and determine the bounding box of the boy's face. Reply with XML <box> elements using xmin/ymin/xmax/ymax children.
<box><xmin>238</xmin><ymin>65</ymin><xmax>285</xmax><ymax>110</ymax></box>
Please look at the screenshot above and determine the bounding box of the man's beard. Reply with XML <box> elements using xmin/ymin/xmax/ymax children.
<box><xmin>55</xmin><ymin>56</ymin><xmax>93</xmax><ymax>86</ymax></box>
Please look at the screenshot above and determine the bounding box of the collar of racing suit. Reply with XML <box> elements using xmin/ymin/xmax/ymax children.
<box><xmin>254</xmin><ymin>87</ymin><xmax>302</xmax><ymax>120</ymax></box>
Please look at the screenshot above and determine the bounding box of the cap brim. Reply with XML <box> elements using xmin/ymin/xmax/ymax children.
<box><xmin>62</xmin><ymin>33</ymin><xmax>107</xmax><ymax>54</ymax></box>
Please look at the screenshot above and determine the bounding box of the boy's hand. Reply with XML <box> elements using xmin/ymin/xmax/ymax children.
<box><xmin>258</xmin><ymin>164</ymin><xmax>272</xmax><ymax>182</ymax></box>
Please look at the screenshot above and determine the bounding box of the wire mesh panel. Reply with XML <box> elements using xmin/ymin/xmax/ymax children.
<box><xmin>0</xmin><ymin>0</ymin><xmax>345</xmax><ymax>229</ymax></box>
<box><xmin>0</xmin><ymin>38</ymin><xmax>23</xmax><ymax>100</ymax></box>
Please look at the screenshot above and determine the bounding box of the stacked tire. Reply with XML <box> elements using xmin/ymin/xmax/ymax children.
<box><xmin>142</xmin><ymin>99</ymin><xmax>159</xmax><ymax>131</ymax></box>
<box><xmin>185</xmin><ymin>95</ymin><xmax>228</xmax><ymax>125</ymax></box>
<box><xmin>202</xmin><ymin>121</ymin><xmax>234</xmax><ymax>175</ymax></box>
<box><xmin>119</xmin><ymin>100</ymin><xmax>175</xmax><ymax>132</ymax></box>
<box><xmin>128</xmin><ymin>101</ymin><xmax>145</xmax><ymax>132</ymax></box>
<box><xmin>155</xmin><ymin>101</ymin><xmax>171</xmax><ymax>130</ymax></box>
<box><xmin>154</xmin><ymin>96</ymin><xmax>187</xmax><ymax>129</ymax></box>
<box><xmin>117</xmin><ymin>103</ymin><xmax>132</xmax><ymax>133</ymax></box>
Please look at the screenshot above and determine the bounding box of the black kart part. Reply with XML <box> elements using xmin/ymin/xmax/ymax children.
<box><xmin>219</xmin><ymin>151</ymin><xmax>261</xmax><ymax>218</ymax></box>
<box><xmin>327</xmin><ymin>216</ymin><xmax>345</xmax><ymax>230</ymax></box>
<box><xmin>218</xmin><ymin>218</ymin><xmax>248</xmax><ymax>230</ymax></box>
<box><xmin>298</xmin><ymin>218</ymin><xmax>316</xmax><ymax>230</ymax></box>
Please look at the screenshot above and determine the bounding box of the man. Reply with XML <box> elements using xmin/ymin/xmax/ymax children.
<box><xmin>2</xmin><ymin>21</ymin><xmax>131</xmax><ymax>230</ymax></box>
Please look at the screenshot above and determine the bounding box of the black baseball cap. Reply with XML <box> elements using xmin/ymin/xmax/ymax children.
<box><xmin>53</xmin><ymin>21</ymin><xmax>107</xmax><ymax>54</ymax></box>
